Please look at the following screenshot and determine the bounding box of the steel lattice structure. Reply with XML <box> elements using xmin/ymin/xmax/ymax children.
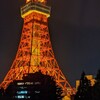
<box><xmin>0</xmin><ymin>0</ymin><xmax>74</xmax><ymax>95</ymax></box>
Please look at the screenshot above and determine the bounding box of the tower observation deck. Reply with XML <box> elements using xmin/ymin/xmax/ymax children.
<box><xmin>0</xmin><ymin>0</ymin><xmax>75</xmax><ymax>96</ymax></box>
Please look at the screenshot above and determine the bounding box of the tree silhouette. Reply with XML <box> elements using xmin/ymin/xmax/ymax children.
<box><xmin>4</xmin><ymin>71</ymin><xmax>63</xmax><ymax>100</ymax></box>
<box><xmin>92</xmin><ymin>69</ymin><xmax>100</xmax><ymax>100</ymax></box>
<box><xmin>0</xmin><ymin>87</ymin><xmax>4</xmax><ymax>99</ymax></box>
<box><xmin>74</xmin><ymin>71</ymin><xmax>92</xmax><ymax>100</ymax></box>
<box><xmin>23</xmin><ymin>71</ymin><xmax>63</xmax><ymax>100</ymax></box>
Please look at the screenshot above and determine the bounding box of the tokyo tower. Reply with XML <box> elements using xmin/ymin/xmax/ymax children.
<box><xmin>0</xmin><ymin>0</ymin><xmax>74</xmax><ymax>95</ymax></box>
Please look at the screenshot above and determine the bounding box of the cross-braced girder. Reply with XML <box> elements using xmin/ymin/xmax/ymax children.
<box><xmin>0</xmin><ymin>0</ymin><xmax>75</xmax><ymax>95</ymax></box>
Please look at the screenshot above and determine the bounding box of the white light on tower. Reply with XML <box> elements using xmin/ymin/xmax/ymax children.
<box><xmin>26</xmin><ymin>0</ymin><xmax>30</xmax><ymax>3</ymax></box>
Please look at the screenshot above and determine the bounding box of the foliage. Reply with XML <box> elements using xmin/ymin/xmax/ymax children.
<box><xmin>4</xmin><ymin>71</ymin><xmax>63</xmax><ymax>100</ymax></box>
<box><xmin>74</xmin><ymin>70</ymin><xmax>100</xmax><ymax>100</ymax></box>
<box><xmin>0</xmin><ymin>87</ymin><xmax>4</xmax><ymax>99</ymax></box>
<box><xmin>92</xmin><ymin>69</ymin><xmax>100</xmax><ymax>100</ymax></box>
<box><xmin>74</xmin><ymin>71</ymin><xmax>92</xmax><ymax>100</ymax></box>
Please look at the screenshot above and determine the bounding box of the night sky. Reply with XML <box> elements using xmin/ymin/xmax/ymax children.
<box><xmin>0</xmin><ymin>0</ymin><xmax>100</xmax><ymax>87</ymax></box>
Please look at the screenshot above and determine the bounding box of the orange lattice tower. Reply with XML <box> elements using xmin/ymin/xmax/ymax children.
<box><xmin>0</xmin><ymin>0</ymin><xmax>74</xmax><ymax>95</ymax></box>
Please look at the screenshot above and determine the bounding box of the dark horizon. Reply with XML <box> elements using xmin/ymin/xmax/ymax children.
<box><xmin>0</xmin><ymin>0</ymin><xmax>100</xmax><ymax>87</ymax></box>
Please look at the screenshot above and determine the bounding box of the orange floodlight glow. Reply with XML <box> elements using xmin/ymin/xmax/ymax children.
<box><xmin>26</xmin><ymin>0</ymin><xmax>46</xmax><ymax>4</ymax></box>
<box><xmin>26</xmin><ymin>0</ymin><xmax>30</xmax><ymax>3</ymax></box>
<box><xmin>0</xmin><ymin>0</ymin><xmax>75</xmax><ymax>96</ymax></box>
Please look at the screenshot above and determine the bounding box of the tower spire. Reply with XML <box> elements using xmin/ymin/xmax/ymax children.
<box><xmin>0</xmin><ymin>0</ymin><xmax>74</xmax><ymax>95</ymax></box>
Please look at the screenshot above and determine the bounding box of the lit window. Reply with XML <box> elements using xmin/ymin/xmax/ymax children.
<box><xmin>17</xmin><ymin>82</ymin><xmax>24</xmax><ymax>85</ymax></box>
<box><xmin>19</xmin><ymin>87</ymin><xmax>27</xmax><ymax>89</ymax></box>
<box><xmin>35</xmin><ymin>91</ymin><xmax>40</xmax><ymax>93</ymax></box>
<box><xmin>28</xmin><ymin>96</ymin><xmax>31</xmax><ymax>98</ymax></box>
<box><xmin>17</xmin><ymin>91</ymin><xmax>28</xmax><ymax>94</ymax></box>
<box><xmin>25</xmin><ymin>82</ymin><xmax>33</xmax><ymax>85</ymax></box>
<box><xmin>15</xmin><ymin>95</ymin><xmax>25</xmax><ymax>99</ymax></box>
<box><xmin>34</xmin><ymin>82</ymin><xmax>41</xmax><ymax>85</ymax></box>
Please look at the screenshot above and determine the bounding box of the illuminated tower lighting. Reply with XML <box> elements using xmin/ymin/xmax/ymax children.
<box><xmin>0</xmin><ymin>0</ymin><xmax>74</xmax><ymax>95</ymax></box>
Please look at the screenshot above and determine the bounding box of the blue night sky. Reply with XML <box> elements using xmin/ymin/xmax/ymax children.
<box><xmin>0</xmin><ymin>0</ymin><xmax>100</xmax><ymax>87</ymax></box>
